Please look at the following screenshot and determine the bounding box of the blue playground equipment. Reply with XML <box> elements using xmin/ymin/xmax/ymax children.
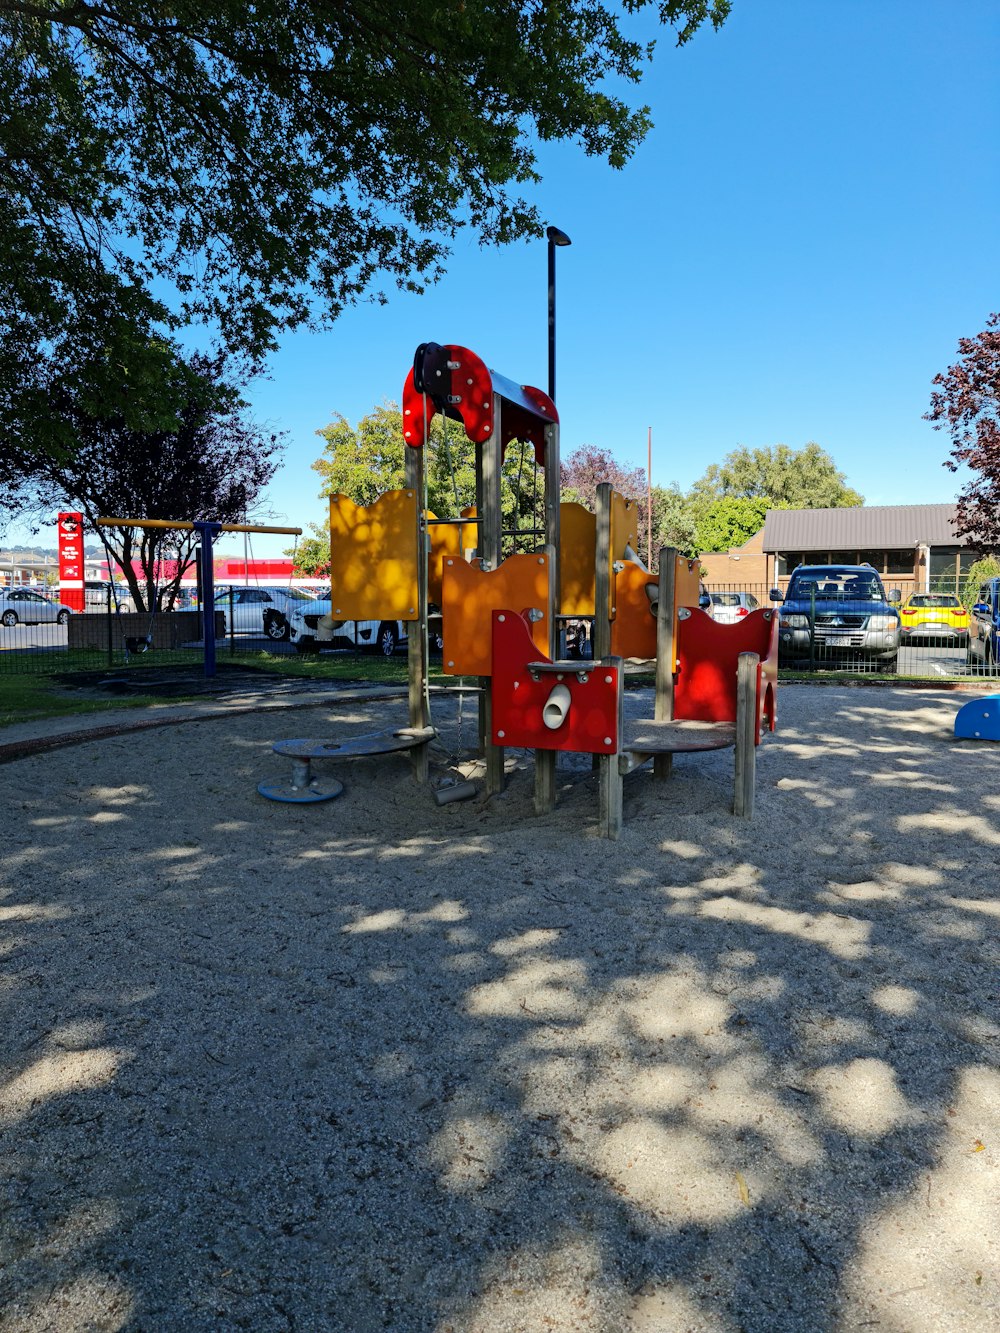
<box><xmin>954</xmin><ymin>694</ymin><xmax>1000</xmax><ymax>741</ymax></box>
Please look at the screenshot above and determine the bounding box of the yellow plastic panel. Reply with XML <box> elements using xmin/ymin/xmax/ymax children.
<box><xmin>610</xmin><ymin>562</ymin><xmax>657</xmax><ymax>659</ymax></box>
<box><xmin>559</xmin><ymin>502</ymin><xmax>596</xmax><ymax>615</ymax></box>
<box><xmin>427</xmin><ymin>507</ymin><xmax>477</xmax><ymax>605</ymax></box>
<box><xmin>442</xmin><ymin>553</ymin><xmax>550</xmax><ymax>676</ymax></box>
<box><xmin>610</xmin><ymin>491</ymin><xmax>638</xmax><ymax>561</ymax></box>
<box><xmin>328</xmin><ymin>490</ymin><xmax>419</xmax><ymax>621</ymax></box>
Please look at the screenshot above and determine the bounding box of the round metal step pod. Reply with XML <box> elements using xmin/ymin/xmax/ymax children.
<box><xmin>257</xmin><ymin>776</ymin><xmax>344</xmax><ymax>804</ymax></box>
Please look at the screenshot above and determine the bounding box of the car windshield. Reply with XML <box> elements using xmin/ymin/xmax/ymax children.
<box><xmin>711</xmin><ymin>593</ymin><xmax>742</xmax><ymax>607</ymax></box>
<box><xmin>908</xmin><ymin>594</ymin><xmax>959</xmax><ymax>608</ymax></box>
<box><xmin>286</xmin><ymin>588</ymin><xmax>315</xmax><ymax>601</ymax></box>
<box><xmin>787</xmin><ymin>573</ymin><xmax>882</xmax><ymax>601</ymax></box>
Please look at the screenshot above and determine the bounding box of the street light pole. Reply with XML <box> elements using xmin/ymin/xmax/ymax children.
<box><xmin>546</xmin><ymin>226</ymin><xmax>572</xmax><ymax>403</ymax></box>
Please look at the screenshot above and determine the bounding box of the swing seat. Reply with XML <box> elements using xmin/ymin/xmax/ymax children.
<box><xmin>125</xmin><ymin>635</ymin><xmax>153</xmax><ymax>654</ymax></box>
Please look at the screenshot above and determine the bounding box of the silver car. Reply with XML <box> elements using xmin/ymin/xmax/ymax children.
<box><xmin>710</xmin><ymin>591</ymin><xmax>760</xmax><ymax>624</ymax></box>
<box><xmin>0</xmin><ymin>588</ymin><xmax>74</xmax><ymax>626</ymax></box>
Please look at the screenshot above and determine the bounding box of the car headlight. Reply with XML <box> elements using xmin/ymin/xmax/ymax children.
<box><xmin>867</xmin><ymin>615</ymin><xmax>896</xmax><ymax>630</ymax></box>
<box><xmin>780</xmin><ymin>613</ymin><xmax>809</xmax><ymax>628</ymax></box>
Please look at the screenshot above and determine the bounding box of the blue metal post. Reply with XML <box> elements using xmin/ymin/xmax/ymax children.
<box><xmin>194</xmin><ymin>521</ymin><xmax>222</xmax><ymax>678</ymax></box>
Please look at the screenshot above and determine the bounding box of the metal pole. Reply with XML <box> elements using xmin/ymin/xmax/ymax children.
<box><xmin>548</xmin><ymin>236</ymin><xmax>556</xmax><ymax>402</ymax></box>
<box><xmin>545</xmin><ymin>226</ymin><xmax>571</xmax><ymax>403</ymax></box>
<box><xmin>194</xmin><ymin>521</ymin><xmax>221</xmax><ymax>678</ymax></box>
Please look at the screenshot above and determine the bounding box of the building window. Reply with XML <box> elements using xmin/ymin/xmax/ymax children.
<box><xmin>829</xmin><ymin>550</ymin><xmax>856</xmax><ymax>565</ymax></box>
<box><xmin>858</xmin><ymin>551</ymin><xmax>884</xmax><ymax>571</ymax></box>
<box><xmin>929</xmin><ymin>549</ymin><xmax>961</xmax><ymax>593</ymax></box>
<box><xmin>776</xmin><ymin>552</ymin><xmax>803</xmax><ymax>576</ymax></box>
<box><xmin>885</xmin><ymin>549</ymin><xmax>915</xmax><ymax>575</ymax></box>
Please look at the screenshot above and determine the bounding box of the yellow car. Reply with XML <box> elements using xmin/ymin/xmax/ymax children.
<box><xmin>898</xmin><ymin>592</ymin><xmax>970</xmax><ymax>645</ymax></box>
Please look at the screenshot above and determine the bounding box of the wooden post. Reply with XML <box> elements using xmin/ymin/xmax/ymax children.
<box><xmin>405</xmin><ymin>443</ymin><xmax>430</xmax><ymax>782</ymax></box>
<box><xmin>479</xmin><ymin>395</ymin><xmax>505</xmax><ymax>794</ymax></box>
<box><xmin>598</xmin><ymin>656</ymin><xmax>625</xmax><ymax>839</ymax></box>
<box><xmin>654</xmin><ymin>547</ymin><xmax>678</xmax><ymax>782</ymax></box>
<box><xmin>534</xmin><ymin>543</ymin><xmax>558</xmax><ymax>815</ymax></box>
<box><xmin>734</xmin><ymin>651</ymin><xmax>758</xmax><ymax>818</ymax></box>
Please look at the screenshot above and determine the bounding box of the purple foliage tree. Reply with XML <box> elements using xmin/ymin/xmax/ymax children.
<box><xmin>927</xmin><ymin>313</ymin><xmax>1000</xmax><ymax>548</ymax></box>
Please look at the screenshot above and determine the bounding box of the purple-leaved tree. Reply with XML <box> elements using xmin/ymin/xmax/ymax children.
<box><xmin>927</xmin><ymin>313</ymin><xmax>1000</xmax><ymax>548</ymax></box>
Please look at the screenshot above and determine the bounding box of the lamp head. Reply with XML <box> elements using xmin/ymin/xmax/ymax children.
<box><xmin>546</xmin><ymin>225</ymin><xmax>572</xmax><ymax>247</ymax></box>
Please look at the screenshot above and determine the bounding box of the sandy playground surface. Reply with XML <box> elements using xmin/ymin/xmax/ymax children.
<box><xmin>0</xmin><ymin>681</ymin><xmax>999</xmax><ymax>1332</ymax></box>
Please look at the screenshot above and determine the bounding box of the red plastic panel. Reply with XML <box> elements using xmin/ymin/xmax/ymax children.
<box><xmin>500</xmin><ymin>385</ymin><xmax>558</xmax><ymax>465</ymax></box>
<box><xmin>401</xmin><ymin>345</ymin><xmax>494</xmax><ymax>447</ymax></box>
<box><xmin>675</xmin><ymin>608</ymin><xmax>779</xmax><ymax>743</ymax></box>
<box><xmin>491</xmin><ymin>611</ymin><xmax>619</xmax><ymax>754</ymax></box>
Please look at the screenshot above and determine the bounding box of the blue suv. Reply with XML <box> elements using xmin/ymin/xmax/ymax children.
<box><xmin>771</xmin><ymin>564</ymin><xmax>901</xmax><ymax>671</ymax></box>
<box><xmin>968</xmin><ymin>577</ymin><xmax>1000</xmax><ymax>669</ymax></box>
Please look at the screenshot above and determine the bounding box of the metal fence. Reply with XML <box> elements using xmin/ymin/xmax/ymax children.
<box><xmin>1</xmin><ymin>583</ymin><xmax>997</xmax><ymax>682</ymax></box>
<box><xmin>704</xmin><ymin>581</ymin><xmax>998</xmax><ymax>680</ymax></box>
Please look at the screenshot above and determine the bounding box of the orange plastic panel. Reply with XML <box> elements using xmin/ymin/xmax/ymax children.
<box><xmin>610</xmin><ymin>563</ymin><xmax>657</xmax><ymax>658</ymax></box>
<box><xmin>559</xmin><ymin>502</ymin><xmax>596</xmax><ymax>615</ymax></box>
<box><xmin>328</xmin><ymin>490</ymin><xmax>419</xmax><ymax>621</ymax></box>
<box><xmin>675</xmin><ymin>608</ymin><xmax>779</xmax><ymax>742</ymax></box>
<box><xmin>427</xmin><ymin>508</ymin><xmax>478</xmax><ymax>605</ymax></box>
<box><xmin>442</xmin><ymin>553</ymin><xmax>550</xmax><ymax>676</ymax></box>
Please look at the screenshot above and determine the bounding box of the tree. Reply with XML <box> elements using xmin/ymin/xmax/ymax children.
<box><xmin>650</xmin><ymin>483</ymin><xmax>699</xmax><ymax>557</ymax></box>
<box><xmin>0</xmin><ymin>352</ymin><xmax>282</xmax><ymax>611</ymax></box>
<box><xmin>927</xmin><ymin>313</ymin><xmax>1000</xmax><ymax>549</ymax></box>
<box><xmin>961</xmin><ymin>556</ymin><xmax>1000</xmax><ymax>609</ymax></box>
<box><xmin>689</xmin><ymin>443</ymin><xmax>864</xmax><ymax>514</ymax></box>
<box><xmin>560</xmin><ymin>444</ymin><xmax>647</xmax><ymax>512</ymax></box>
<box><xmin>2</xmin><ymin>0</ymin><xmax>731</xmax><ymax>458</ymax></box>
<box><xmin>694</xmin><ymin>495</ymin><xmax>772</xmax><ymax>553</ymax></box>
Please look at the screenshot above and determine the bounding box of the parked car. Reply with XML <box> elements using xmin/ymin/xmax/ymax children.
<box><xmin>968</xmin><ymin>577</ymin><xmax>1000</xmax><ymax>669</ymax></box>
<box><xmin>898</xmin><ymin>592</ymin><xmax>970</xmax><ymax>645</ymax></box>
<box><xmin>771</xmin><ymin>564</ymin><xmax>901</xmax><ymax>670</ymax></box>
<box><xmin>709</xmin><ymin>590</ymin><xmax>760</xmax><ymax>624</ymax></box>
<box><xmin>0</xmin><ymin>588</ymin><xmax>74</xmax><ymax>626</ymax></box>
<box><xmin>214</xmin><ymin>585</ymin><xmax>318</xmax><ymax>641</ymax></box>
<box><xmin>287</xmin><ymin>592</ymin><xmax>408</xmax><ymax>656</ymax></box>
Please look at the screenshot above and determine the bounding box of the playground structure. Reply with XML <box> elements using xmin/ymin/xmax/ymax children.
<box><xmin>264</xmin><ymin>341</ymin><xmax>778</xmax><ymax>835</ymax></box>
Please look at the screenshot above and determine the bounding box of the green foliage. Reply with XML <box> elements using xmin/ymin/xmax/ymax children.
<box><xmin>1</xmin><ymin>0</ymin><xmax>730</xmax><ymax>454</ymax></box>
<box><xmin>693</xmin><ymin>495</ymin><xmax>771</xmax><ymax>553</ymax></box>
<box><xmin>690</xmin><ymin>443</ymin><xmax>864</xmax><ymax>516</ymax></box>
<box><xmin>961</xmin><ymin>557</ymin><xmax>1000</xmax><ymax>610</ymax></box>
<box><xmin>650</xmin><ymin>483</ymin><xmax>698</xmax><ymax>557</ymax></box>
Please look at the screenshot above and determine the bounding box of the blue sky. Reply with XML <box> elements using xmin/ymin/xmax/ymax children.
<box><xmin>19</xmin><ymin>0</ymin><xmax>1000</xmax><ymax>561</ymax></box>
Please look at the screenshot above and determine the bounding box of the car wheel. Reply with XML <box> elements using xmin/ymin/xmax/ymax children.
<box><xmin>1</xmin><ymin>610</ymin><xmax>17</xmax><ymax>627</ymax></box>
<box><xmin>264</xmin><ymin>611</ymin><xmax>289</xmax><ymax>642</ymax></box>
<box><xmin>429</xmin><ymin>628</ymin><xmax>444</xmax><ymax>654</ymax></box>
<box><xmin>56</xmin><ymin>609</ymin><xmax>70</xmax><ymax>625</ymax></box>
<box><xmin>374</xmin><ymin>622</ymin><xmax>398</xmax><ymax>657</ymax></box>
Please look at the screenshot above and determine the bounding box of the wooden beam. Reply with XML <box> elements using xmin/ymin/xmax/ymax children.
<box><xmin>654</xmin><ymin>547</ymin><xmax>678</xmax><ymax>781</ymax></box>
<box><xmin>405</xmin><ymin>444</ymin><xmax>430</xmax><ymax>782</ymax></box>
<box><xmin>534</xmin><ymin>542</ymin><xmax>558</xmax><ymax>815</ymax></box>
<box><xmin>480</xmin><ymin>395</ymin><xmax>505</xmax><ymax>795</ymax></box>
<box><xmin>598</xmin><ymin>655</ymin><xmax>625</xmax><ymax>839</ymax></box>
<box><xmin>734</xmin><ymin>652</ymin><xmax>758</xmax><ymax>818</ymax></box>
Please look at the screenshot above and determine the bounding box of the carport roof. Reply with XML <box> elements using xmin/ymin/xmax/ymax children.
<box><xmin>762</xmin><ymin>504</ymin><xmax>962</xmax><ymax>552</ymax></box>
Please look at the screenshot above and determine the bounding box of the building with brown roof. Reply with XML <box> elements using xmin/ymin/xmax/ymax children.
<box><xmin>700</xmin><ymin>504</ymin><xmax>982</xmax><ymax>596</ymax></box>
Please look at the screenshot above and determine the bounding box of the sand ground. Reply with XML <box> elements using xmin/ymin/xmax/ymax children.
<box><xmin>0</xmin><ymin>682</ymin><xmax>998</xmax><ymax>1332</ymax></box>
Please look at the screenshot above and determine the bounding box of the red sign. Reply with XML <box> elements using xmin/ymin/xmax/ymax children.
<box><xmin>57</xmin><ymin>512</ymin><xmax>85</xmax><ymax>611</ymax></box>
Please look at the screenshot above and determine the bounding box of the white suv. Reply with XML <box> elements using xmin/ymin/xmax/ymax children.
<box><xmin>287</xmin><ymin>591</ymin><xmax>408</xmax><ymax>657</ymax></box>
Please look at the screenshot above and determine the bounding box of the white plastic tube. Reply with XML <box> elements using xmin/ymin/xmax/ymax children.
<box><xmin>543</xmin><ymin>683</ymin><xmax>572</xmax><ymax>730</ymax></box>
